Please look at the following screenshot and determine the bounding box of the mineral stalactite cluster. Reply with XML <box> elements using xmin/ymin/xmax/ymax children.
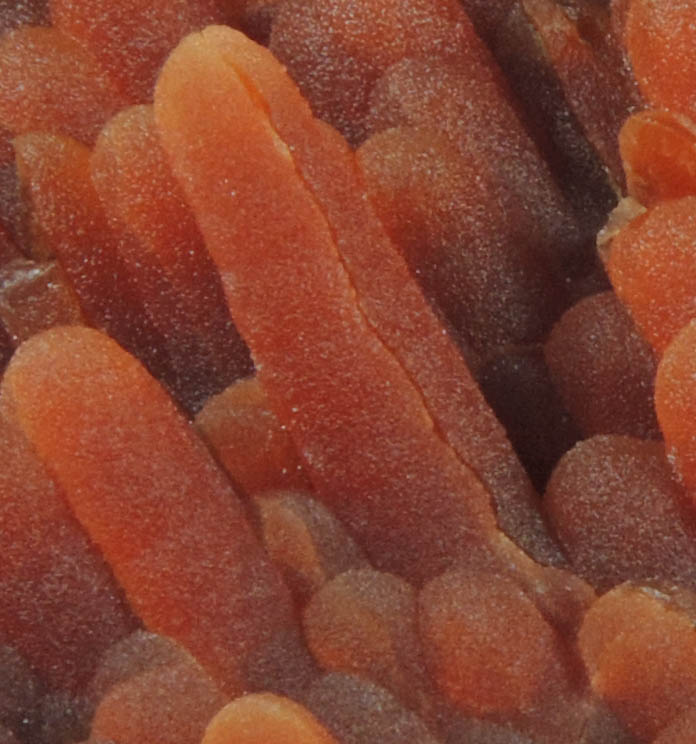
<box><xmin>1</xmin><ymin>1</ymin><xmax>695</xmax><ymax>743</ymax></box>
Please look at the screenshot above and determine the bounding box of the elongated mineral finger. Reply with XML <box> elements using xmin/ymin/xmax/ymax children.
<box><xmin>51</xmin><ymin>0</ymin><xmax>224</xmax><ymax>103</ymax></box>
<box><xmin>0</xmin><ymin>26</ymin><xmax>127</xmax><ymax>144</ymax></box>
<box><xmin>185</xmin><ymin>28</ymin><xmax>560</xmax><ymax>564</ymax></box>
<box><xmin>13</xmin><ymin>132</ymin><xmax>175</xmax><ymax>386</ymax></box>
<box><xmin>0</xmin><ymin>406</ymin><xmax>137</xmax><ymax>693</ymax></box>
<box><xmin>154</xmin><ymin>27</ymin><xmax>501</xmax><ymax>584</ymax></box>
<box><xmin>1</xmin><ymin>326</ymin><xmax>310</xmax><ymax>697</ymax></box>
<box><xmin>91</xmin><ymin>104</ymin><xmax>253</xmax><ymax>411</ymax></box>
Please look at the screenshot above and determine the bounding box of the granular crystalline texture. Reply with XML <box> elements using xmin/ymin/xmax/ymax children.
<box><xmin>255</xmin><ymin>491</ymin><xmax>369</xmax><ymax>605</ymax></box>
<box><xmin>302</xmin><ymin>569</ymin><xmax>433</xmax><ymax>717</ymax></box>
<box><xmin>545</xmin><ymin>435</ymin><xmax>696</xmax><ymax>591</ymax></box>
<box><xmin>545</xmin><ymin>290</ymin><xmax>659</xmax><ymax>440</ymax></box>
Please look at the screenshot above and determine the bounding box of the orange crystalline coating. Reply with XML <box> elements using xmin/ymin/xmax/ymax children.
<box><xmin>91</xmin><ymin>104</ymin><xmax>253</xmax><ymax>410</ymax></box>
<box><xmin>154</xmin><ymin>26</ymin><xmax>505</xmax><ymax>583</ymax></box>
<box><xmin>544</xmin><ymin>291</ymin><xmax>659</xmax><ymax>439</ymax></box>
<box><xmin>418</xmin><ymin>569</ymin><xmax>572</xmax><ymax>725</ymax></box>
<box><xmin>12</xmin><ymin>132</ymin><xmax>174</xmax><ymax>386</ymax></box>
<box><xmin>201</xmin><ymin>694</ymin><xmax>340</xmax><ymax>744</ymax></box>
<box><xmin>156</xmin><ymin>25</ymin><xmax>563</xmax><ymax>569</ymax></box>
<box><xmin>655</xmin><ymin>319</ymin><xmax>696</xmax><ymax>492</ymax></box>
<box><xmin>0</xmin><ymin>27</ymin><xmax>127</xmax><ymax>144</ymax></box>
<box><xmin>0</xmin><ymin>326</ymin><xmax>309</xmax><ymax>697</ymax></box>
<box><xmin>269</xmin><ymin>0</ymin><xmax>498</xmax><ymax>145</ymax></box>
<box><xmin>579</xmin><ymin>583</ymin><xmax>696</xmax><ymax>740</ymax></box>
<box><xmin>15</xmin><ymin>129</ymin><xmax>242</xmax><ymax>412</ymax></box>
<box><xmin>358</xmin><ymin>125</ymin><xmax>564</xmax><ymax>356</ymax></box>
<box><xmin>481</xmin><ymin>0</ymin><xmax>619</xmax><ymax>244</ymax></box>
<box><xmin>88</xmin><ymin>655</ymin><xmax>227</xmax><ymax>744</ymax></box>
<box><xmin>620</xmin><ymin>109</ymin><xmax>696</xmax><ymax>207</ymax></box>
<box><xmin>365</xmin><ymin>55</ymin><xmax>580</xmax><ymax>276</ymax></box>
<box><xmin>195</xmin><ymin>377</ymin><xmax>309</xmax><ymax>495</ymax></box>
<box><xmin>218</xmin><ymin>30</ymin><xmax>561</xmax><ymax>563</ymax></box>
<box><xmin>0</xmin><ymin>407</ymin><xmax>138</xmax><ymax>693</ymax></box>
<box><xmin>607</xmin><ymin>196</ymin><xmax>696</xmax><ymax>354</ymax></box>
<box><xmin>626</xmin><ymin>0</ymin><xmax>696</xmax><ymax>119</ymax></box>
<box><xmin>255</xmin><ymin>491</ymin><xmax>369</xmax><ymax>605</ymax></box>
<box><xmin>50</xmin><ymin>0</ymin><xmax>223</xmax><ymax>103</ymax></box>
<box><xmin>544</xmin><ymin>435</ymin><xmax>696</xmax><ymax>592</ymax></box>
<box><xmin>303</xmin><ymin>569</ymin><xmax>432</xmax><ymax>717</ymax></box>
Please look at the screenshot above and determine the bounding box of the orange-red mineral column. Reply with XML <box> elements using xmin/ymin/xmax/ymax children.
<box><xmin>1</xmin><ymin>326</ymin><xmax>311</xmax><ymax>697</ymax></box>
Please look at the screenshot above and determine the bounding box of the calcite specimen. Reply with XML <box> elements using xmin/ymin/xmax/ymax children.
<box><xmin>255</xmin><ymin>492</ymin><xmax>369</xmax><ymax>604</ymax></box>
<box><xmin>3</xmin><ymin>0</ymin><xmax>696</xmax><ymax>741</ymax></box>
<box><xmin>1</xmin><ymin>326</ymin><xmax>311</xmax><ymax>697</ymax></box>
<box><xmin>303</xmin><ymin>569</ymin><xmax>433</xmax><ymax>718</ymax></box>
<box><xmin>655</xmin><ymin>320</ymin><xmax>696</xmax><ymax>492</ymax></box>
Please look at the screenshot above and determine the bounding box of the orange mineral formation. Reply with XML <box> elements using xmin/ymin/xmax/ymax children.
<box><xmin>625</xmin><ymin>0</ymin><xmax>696</xmax><ymax>120</ymax></box>
<box><xmin>269</xmin><ymin>0</ymin><xmax>490</xmax><ymax>146</ymax></box>
<box><xmin>0</xmin><ymin>27</ymin><xmax>127</xmax><ymax>143</ymax></box>
<box><xmin>50</xmin><ymin>0</ymin><xmax>224</xmax><ymax>103</ymax></box>
<box><xmin>254</xmin><ymin>491</ymin><xmax>369</xmax><ymax>605</ymax></box>
<box><xmin>5</xmin><ymin>0</ymin><xmax>696</xmax><ymax>739</ymax></box>
<box><xmin>579</xmin><ymin>583</ymin><xmax>696</xmax><ymax>740</ymax></box>
<box><xmin>154</xmin><ymin>24</ymin><xmax>567</xmax><ymax>577</ymax></box>
<box><xmin>357</xmin><ymin>125</ymin><xmax>564</xmax><ymax>357</ymax></box>
<box><xmin>12</xmin><ymin>132</ymin><xmax>174</xmax><ymax>379</ymax></box>
<box><xmin>521</xmin><ymin>0</ymin><xmax>641</xmax><ymax>186</ymax></box>
<box><xmin>155</xmin><ymin>26</ymin><xmax>501</xmax><ymax>583</ymax></box>
<box><xmin>620</xmin><ymin>108</ymin><xmax>696</xmax><ymax>206</ymax></box>
<box><xmin>544</xmin><ymin>290</ymin><xmax>659</xmax><ymax>440</ymax></box>
<box><xmin>90</xmin><ymin>103</ymin><xmax>253</xmax><ymax>410</ymax></box>
<box><xmin>653</xmin><ymin>708</ymin><xmax>696</xmax><ymax>744</ymax></box>
<box><xmin>545</xmin><ymin>435</ymin><xmax>696</xmax><ymax>592</ymax></box>
<box><xmin>1</xmin><ymin>326</ymin><xmax>312</xmax><ymax>697</ymax></box>
<box><xmin>14</xmin><ymin>129</ymin><xmax>249</xmax><ymax>412</ymax></box>
<box><xmin>418</xmin><ymin>568</ymin><xmax>583</xmax><ymax>742</ymax></box>
<box><xmin>363</xmin><ymin>54</ymin><xmax>580</xmax><ymax>277</ymax></box>
<box><xmin>201</xmin><ymin>694</ymin><xmax>340</xmax><ymax>744</ymax></box>
<box><xmin>606</xmin><ymin>196</ymin><xmax>696</xmax><ymax>354</ymax></box>
<box><xmin>195</xmin><ymin>377</ymin><xmax>309</xmax><ymax>494</ymax></box>
<box><xmin>0</xmin><ymin>405</ymin><xmax>138</xmax><ymax>696</ymax></box>
<box><xmin>87</xmin><ymin>645</ymin><xmax>227</xmax><ymax>744</ymax></box>
<box><xmin>302</xmin><ymin>673</ymin><xmax>442</xmax><ymax>744</ymax></box>
<box><xmin>0</xmin><ymin>257</ymin><xmax>83</xmax><ymax>347</ymax></box>
<box><xmin>302</xmin><ymin>569</ymin><xmax>433</xmax><ymax>718</ymax></box>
